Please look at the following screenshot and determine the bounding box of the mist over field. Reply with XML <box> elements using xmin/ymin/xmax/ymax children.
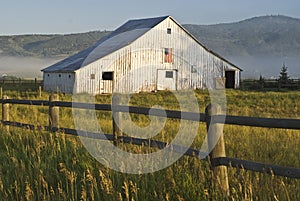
<box><xmin>1</xmin><ymin>55</ymin><xmax>299</xmax><ymax>79</ymax></box>
<box><xmin>0</xmin><ymin>56</ymin><xmax>61</xmax><ymax>78</ymax></box>
<box><xmin>0</xmin><ymin>56</ymin><xmax>300</xmax><ymax>79</ymax></box>
<box><xmin>228</xmin><ymin>55</ymin><xmax>300</xmax><ymax>79</ymax></box>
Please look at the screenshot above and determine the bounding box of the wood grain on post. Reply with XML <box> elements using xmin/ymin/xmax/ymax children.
<box><xmin>49</xmin><ymin>94</ymin><xmax>59</xmax><ymax>130</ymax></box>
<box><xmin>38</xmin><ymin>86</ymin><xmax>42</xmax><ymax>98</ymax></box>
<box><xmin>112</xmin><ymin>94</ymin><xmax>122</xmax><ymax>146</ymax></box>
<box><xmin>2</xmin><ymin>95</ymin><xmax>9</xmax><ymax>132</ymax></box>
<box><xmin>205</xmin><ymin>104</ymin><xmax>229</xmax><ymax>196</ymax></box>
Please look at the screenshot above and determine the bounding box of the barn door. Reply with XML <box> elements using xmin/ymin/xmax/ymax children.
<box><xmin>157</xmin><ymin>69</ymin><xmax>177</xmax><ymax>90</ymax></box>
<box><xmin>225</xmin><ymin>71</ymin><xmax>235</xmax><ymax>88</ymax></box>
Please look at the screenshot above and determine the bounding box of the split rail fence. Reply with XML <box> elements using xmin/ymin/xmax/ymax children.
<box><xmin>0</xmin><ymin>79</ymin><xmax>43</xmax><ymax>85</ymax></box>
<box><xmin>1</xmin><ymin>94</ymin><xmax>300</xmax><ymax>194</ymax></box>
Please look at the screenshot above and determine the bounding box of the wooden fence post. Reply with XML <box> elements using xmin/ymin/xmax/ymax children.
<box><xmin>2</xmin><ymin>95</ymin><xmax>9</xmax><ymax>132</ymax></box>
<box><xmin>112</xmin><ymin>94</ymin><xmax>122</xmax><ymax>146</ymax></box>
<box><xmin>49</xmin><ymin>94</ymin><xmax>59</xmax><ymax>131</ymax></box>
<box><xmin>205</xmin><ymin>104</ymin><xmax>229</xmax><ymax>196</ymax></box>
<box><xmin>38</xmin><ymin>86</ymin><xmax>42</xmax><ymax>98</ymax></box>
<box><xmin>0</xmin><ymin>87</ymin><xmax>2</xmax><ymax>98</ymax></box>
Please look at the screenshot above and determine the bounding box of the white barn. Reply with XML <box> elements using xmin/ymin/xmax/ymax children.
<box><xmin>42</xmin><ymin>16</ymin><xmax>242</xmax><ymax>94</ymax></box>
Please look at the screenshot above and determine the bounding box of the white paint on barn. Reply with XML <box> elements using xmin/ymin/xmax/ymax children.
<box><xmin>42</xmin><ymin>16</ymin><xmax>242</xmax><ymax>94</ymax></box>
<box><xmin>157</xmin><ymin>69</ymin><xmax>177</xmax><ymax>90</ymax></box>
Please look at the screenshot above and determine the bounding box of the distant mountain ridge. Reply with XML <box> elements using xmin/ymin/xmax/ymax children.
<box><xmin>1</xmin><ymin>15</ymin><xmax>300</xmax><ymax>78</ymax></box>
<box><xmin>1</xmin><ymin>15</ymin><xmax>300</xmax><ymax>58</ymax></box>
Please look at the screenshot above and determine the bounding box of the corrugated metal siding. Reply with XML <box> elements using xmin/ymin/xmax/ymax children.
<box><xmin>72</xmin><ymin>16</ymin><xmax>240</xmax><ymax>94</ymax></box>
<box><xmin>43</xmin><ymin>72</ymin><xmax>75</xmax><ymax>93</ymax></box>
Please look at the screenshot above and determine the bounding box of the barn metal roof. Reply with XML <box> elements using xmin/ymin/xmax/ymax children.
<box><xmin>42</xmin><ymin>16</ymin><xmax>169</xmax><ymax>73</ymax></box>
<box><xmin>42</xmin><ymin>15</ymin><xmax>242</xmax><ymax>73</ymax></box>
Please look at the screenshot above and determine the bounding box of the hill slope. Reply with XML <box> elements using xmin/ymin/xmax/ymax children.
<box><xmin>0</xmin><ymin>31</ymin><xmax>110</xmax><ymax>57</ymax></box>
<box><xmin>183</xmin><ymin>15</ymin><xmax>300</xmax><ymax>58</ymax></box>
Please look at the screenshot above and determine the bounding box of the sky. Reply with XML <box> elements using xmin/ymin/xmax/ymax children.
<box><xmin>1</xmin><ymin>0</ymin><xmax>300</xmax><ymax>35</ymax></box>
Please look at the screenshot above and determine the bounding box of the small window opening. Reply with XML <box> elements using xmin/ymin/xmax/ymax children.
<box><xmin>69</xmin><ymin>74</ymin><xmax>71</xmax><ymax>78</ymax></box>
<box><xmin>191</xmin><ymin>65</ymin><xmax>197</xmax><ymax>73</ymax></box>
<box><xmin>102</xmin><ymin>72</ymin><xmax>113</xmax><ymax>80</ymax></box>
<box><xmin>90</xmin><ymin>74</ymin><xmax>95</xmax><ymax>79</ymax></box>
<box><xmin>47</xmin><ymin>74</ymin><xmax>50</xmax><ymax>77</ymax></box>
<box><xmin>165</xmin><ymin>71</ymin><xmax>173</xmax><ymax>78</ymax></box>
<box><xmin>167</xmin><ymin>28</ymin><xmax>171</xmax><ymax>34</ymax></box>
<box><xmin>164</xmin><ymin>48</ymin><xmax>172</xmax><ymax>63</ymax></box>
<box><xmin>59</xmin><ymin>74</ymin><xmax>61</xmax><ymax>77</ymax></box>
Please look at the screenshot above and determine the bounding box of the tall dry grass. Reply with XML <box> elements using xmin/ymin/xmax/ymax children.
<box><xmin>0</xmin><ymin>89</ymin><xmax>299</xmax><ymax>200</ymax></box>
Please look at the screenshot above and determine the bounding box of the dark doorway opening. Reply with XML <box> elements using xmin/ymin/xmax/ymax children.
<box><xmin>102</xmin><ymin>72</ymin><xmax>114</xmax><ymax>80</ymax></box>
<box><xmin>225</xmin><ymin>71</ymin><xmax>235</xmax><ymax>88</ymax></box>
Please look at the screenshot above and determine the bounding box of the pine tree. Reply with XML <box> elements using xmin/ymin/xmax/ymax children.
<box><xmin>258</xmin><ymin>74</ymin><xmax>265</xmax><ymax>88</ymax></box>
<box><xmin>278</xmin><ymin>63</ymin><xmax>289</xmax><ymax>85</ymax></box>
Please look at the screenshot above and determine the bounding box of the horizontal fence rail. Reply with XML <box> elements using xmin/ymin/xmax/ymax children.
<box><xmin>0</xmin><ymin>120</ymin><xmax>206</xmax><ymax>159</ymax></box>
<box><xmin>1</xmin><ymin>99</ymin><xmax>50</xmax><ymax>106</ymax></box>
<box><xmin>0</xmin><ymin>79</ymin><xmax>43</xmax><ymax>85</ymax></box>
<box><xmin>0</xmin><ymin>97</ymin><xmax>300</xmax><ymax>181</ymax></box>
<box><xmin>2</xmin><ymin>98</ymin><xmax>300</xmax><ymax>130</ymax></box>
<box><xmin>211</xmin><ymin>157</ymin><xmax>300</xmax><ymax>179</ymax></box>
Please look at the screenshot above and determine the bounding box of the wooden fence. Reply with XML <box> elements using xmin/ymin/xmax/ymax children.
<box><xmin>2</xmin><ymin>78</ymin><xmax>300</xmax><ymax>89</ymax></box>
<box><xmin>0</xmin><ymin>79</ymin><xmax>43</xmax><ymax>98</ymax></box>
<box><xmin>0</xmin><ymin>79</ymin><xmax>43</xmax><ymax>85</ymax></box>
<box><xmin>241</xmin><ymin>78</ymin><xmax>300</xmax><ymax>90</ymax></box>
<box><xmin>1</xmin><ymin>94</ymin><xmax>300</xmax><ymax>195</ymax></box>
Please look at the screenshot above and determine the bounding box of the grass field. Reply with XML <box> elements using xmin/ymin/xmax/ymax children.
<box><xmin>0</xmin><ymin>87</ymin><xmax>299</xmax><ymax>200</ymax></box>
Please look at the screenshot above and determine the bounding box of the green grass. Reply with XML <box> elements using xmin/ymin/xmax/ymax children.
<box><xmin>0</xmin><ymin>89</ymin><xmax>299</xmax><ymax>200</ymax></box>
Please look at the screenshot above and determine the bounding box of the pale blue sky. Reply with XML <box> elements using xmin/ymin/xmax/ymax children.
<box><xmin>1</xmin><ymin>0</ymin><xmax>300</xmax><ymax>35</ymax></box>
